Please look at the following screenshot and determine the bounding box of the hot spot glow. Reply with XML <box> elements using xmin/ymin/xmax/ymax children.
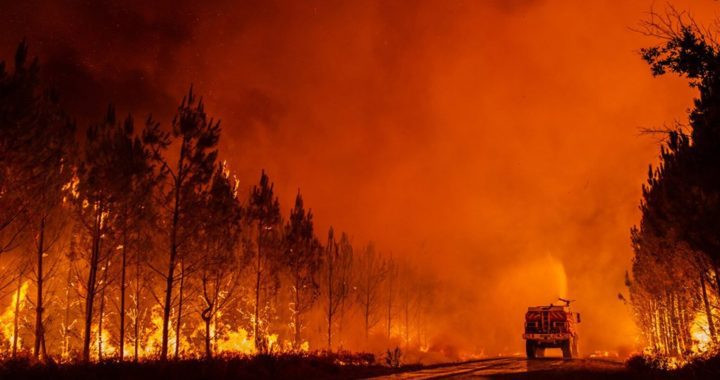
<box><xmin>0</xmin><ymin>281</ymin><xmax>28</xmax><ymax>350</ymax></box>
<box><xmin>691</xmin><ymin>313</ymin><xmax>712</xmax><ymax>354</ymax></box>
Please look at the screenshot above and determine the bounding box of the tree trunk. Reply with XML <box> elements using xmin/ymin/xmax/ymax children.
<box><xmin>327</xmin><ymin>261</ymin><xmax>333</xmax><ymax>350</ymax></box>
<box><xmin>134</xmin><ymin>250</ymin><xmax>141</xmax><ymax>362</ymax></box>
<box><xmin>161</xmin><ymin>242</ymin><xmax>177</xmax><ymax>360</ymax></box>
<box><xmin>162</xmin><ymin>142</ymin><xmax>187</xmax><ymax>361</ymax></box>
<box><xmin>83</xmin><ymin>203</ymin><xmax>103</xmax><ymax>362</ymax></box>
<box><xmin>62</xmin><ymin>264</ymin><xmax>72</xmax><ymax>358</ymax></box>
<box><xmin>387</xmin><ymin>285</ymin><xmax>392</xmax><ymax>340</ymax></box>
<box><xmin>337</xmin><ymin>296</ymin><xmax>346</xmax><ymax>350</ymax></box>
<box><xmin>204</xmin><ymin>314</ymin><xmax>212</xmax><ymax>359</ymax></box>
<box><xmin>33</xmin><ymin>216</ymin><xmax>45</xmax><ymax>360</ymax></box>
<box><xmin>213</xmin><ymin>311</ymin><xmax>219</xmax><ymax>354</ymax></box>
<box><xmin>659</xmin><ymin>306</ymin><xmax>669</xmax><ymax>355</ymax></box>
<box><xmin>680</xmin><ymin>302</ymin><xmax>693</xmax><ymax>352</ymax></box>
<box><xmin>404</xmin><ymin>298</ymin><xmax>410</xmax><ymax>348</ymax></box>
<box><xmin>201</xmin><ymin>272</ymin><xmax>214</xmax><ymax>359</ymax></box>
<box><xmin>700</xmin><ymin>271</ymin><xmax>717</xmax><ymax>342</ymax></box>
<box><xmin>12</xmin><ymin>273</ymin><xmax>23</xmax><ymax>357</ymax></box>
<box><xmin>119</xmin><ymin>231</ymin><xmax>127</xmax><ymax>360</ymax></box>
<box><xmin>97</xmin><ymin>256</ymin><xmax>110</xmax><ymax>361</ymax></box>
<box><xmin>668</xmin><ymin>293</ymin><xmax>680</xmax><ymax>355</ymax></box>
<box><xmin>715</xmin><ymin>265</ymin><xmax>720</xmax><ymax>301</ymax></box>
<box><xmin>254</xmin><ymin>228</ymin><xmax>262</xmax><ymax>351</ymax></box>
<box><xmin>364</xmin><ymin>293</ymin><xmax>370</xmax><ymax>341</ymax></box>
<box><xmin>174</xmin><ymin>258</ymin><xmax>185</xmax><ymax>358</ymax></box>
<box><xmin>294</xmin><ymin>275</ymin><xmax>301</xmax><ymax>348</ymax></box>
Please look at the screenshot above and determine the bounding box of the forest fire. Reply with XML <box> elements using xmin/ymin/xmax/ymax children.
<box><xmin>0</xmin><ymin>281</ymin><xmax>28</xmax><ymax>353</ymax></box>
<box><xmin>4</xmin><ymin>1</ymin><xmax>720</xmax><ymax>379</ymax></box>
<box><xmin>690</xmin><ymin>314</ymin><xmax>712</xmax><ymax>354</ymax></box>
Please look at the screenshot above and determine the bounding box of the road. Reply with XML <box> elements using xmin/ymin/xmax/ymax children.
<box><xmin>373</xmin><ymin>357</ymin><xmax>625</xmax><ymax>379</ymax></box>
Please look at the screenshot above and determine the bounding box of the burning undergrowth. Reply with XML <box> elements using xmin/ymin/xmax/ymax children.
<box><xmin>626</xmin><ymin>350</ymin><xmax>720</xmax><ymax>379</ymax></box>
<box><xmin>0</xmin><ymin>351</ymin><xmax>422</xmax><ymax>380</ymax></box>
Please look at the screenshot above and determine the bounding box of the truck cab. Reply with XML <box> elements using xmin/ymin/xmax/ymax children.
<box><xmin>522</xmin><ymin>299</ymin><xmax>580</xmax><ymax>359</ymax></box>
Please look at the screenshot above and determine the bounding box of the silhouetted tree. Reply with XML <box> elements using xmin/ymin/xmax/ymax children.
<box><xmin>246</xmin><ymin>171</ymin><xmax>282</xmax><ymax>352</ymax></box>
<box><xmin>355</xmin><ymin>243</ymin><xmax>386</xmax><ymax>342</ymax></box>
<box><xmin>0</xmin><ymin>42</ymin><xmax>76</xmax><ymax>360</ymax></box>
<box><xmin>108</xmin><ymin>115</ymin><xmax>159</xmax><ymax>361</ymax></box>
<box><xmin>198</xmin><ymin>165</ymin><xmax>243</xmax><ymax>358</ymax></box>
<box><xmin>152</xmin><ymin>88</ymin><xmax>220</xmax><ymax>360</ymax></box>
<box><xmin>283</xmin><ymin>192</ymin><xmax>321</xmax><ymax>348</ymax></box>
<box><xmin>385</xmin><ymin>256</ymin><xmax>398</xmax><ymax>341</ymax></box>
<box><xmin>0</xmin><ymin>41</ymin><xmax>43</xmax><ymax>256</ymax></box>
<box><xmin>75</xmin><ymin>107</ymin><xmax>117</xmax><ymax>362</ymax></box>
<box><xmin>630</xmin><ymin>8</ymin><xmax>720</xmax><ymax>355</ymax></box>
<box><xmin>322</xmin><ymin>228</ymin><xmax>352</xmax><ymax>350</ymax></box>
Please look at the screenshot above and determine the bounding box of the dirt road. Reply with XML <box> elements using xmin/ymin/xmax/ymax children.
<box><xmin>373</xmin><ymin>357</ymin><xmax>626</xmax><ymax>379</ymax></box>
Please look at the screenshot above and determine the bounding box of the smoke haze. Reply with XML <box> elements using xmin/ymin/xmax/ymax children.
<box><xmin>2</xmin><ymin>0</ymin><xmax>716</xmax><ymax>356</ymax></box>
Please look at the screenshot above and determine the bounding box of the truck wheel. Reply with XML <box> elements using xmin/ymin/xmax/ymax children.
<box><xmin>561</xmin><ymin>340</ymin><xmax>572</xmax><ymax>359</ymax></box>
<box><xmin>526</xmin><ymin>340</ymin><xmax>536</xmax><ymax>359</ymax></box>
<box><xmin>572</xmin><ymin>336</ymin><xmax>579</xmax><ymax>357</ymax></box>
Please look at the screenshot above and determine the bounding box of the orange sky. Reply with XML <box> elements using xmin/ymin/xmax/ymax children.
<box><xmin>2</xmin><ymin>0</ymin><xmax>718</xmax><ymax>355</ymax></box>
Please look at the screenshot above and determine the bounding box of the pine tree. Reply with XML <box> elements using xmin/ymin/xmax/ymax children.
<box><xmin>0</xmin><ymin>42</ymin><xmax>76</xmax><ymax>360</ymax></box>
<box><xmin>247</xmin><ymin>170</ymin><xmax>281</xmax><ymax>352</ymax></box>
<box><xmin>199</xmin><ymin>164</ymin><xmax>243</xmax><ymax>358</ymax></box>
<box><xmin>322</xmin><ymin>227</ymin><xmax>352</xmax><ymax>350</ymax></box>
<box><xmin>283</xmin><ymin>191</ymin><xmax>321</xmax><ymax>348</ymax></box>
<box><xmin>153</xmin><ymin>88</ymin><xmax>220</xmax><ymax>360</ymax></box>
<box><xmin>630</xmin><ymin>11</ymin><xmax>720</xmax><ymax>353</ymax></box>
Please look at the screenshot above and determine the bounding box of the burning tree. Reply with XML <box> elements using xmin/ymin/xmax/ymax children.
<box><xmin>74</xmin><ymin>108</ymin><xmax>160</xmax><ymax>361</ymax></box>
<box><xmin>282</xmin><ymin>191</ymin><xmax>321</xmax><ymax>349</ymax></box>
<box><xmin>355</xmin><ymin>243</ymin><xmax>387</xmax><ymax>344</ymax></box>
<box><xmin>0</xmin><ymin>42</ymin><xmax>75</xmax><ymax>360</ymax></box>
<box><xmin>322</xmin><ymin>228</ymin><xmax>353</xmax><ymax>350</ymax></box>
<box><xmin>246</xmin><ymin>171</ymin><xmax>282</xmax><ymax>352</ymax></box>
<box><xmin>0</xmin><ymin>42</ymin><xmax>440</xmax><ymax>363</ymax></box>
<box><xmin>197</xmin><ymin>165</ymin><xmax>243</xmax><ymax>358</ymax></box>
<box><xmin>99</xmin><ymin>114</ymin><xmax>161</xmax><ymax>361</ymax></box>
<box><xmin>152</xmin><ymin>89</ymin><xmax>220</xmax><ymax>360</ymax></box>
<box><xmin>628</xmin><ymin>7</ymin><xmax>720</xmax><ymax>358</ymax></box>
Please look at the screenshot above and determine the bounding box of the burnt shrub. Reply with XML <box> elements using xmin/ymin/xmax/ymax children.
<box><xmin>0</xmin><ymin>352</ymin><xmax>415</xmax><ymax>380</ymax></box>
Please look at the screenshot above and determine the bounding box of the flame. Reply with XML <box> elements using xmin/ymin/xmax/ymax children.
<box><xmin>90</xmin><ymin>324</ymin><xmax>117</xmax><ymax>360</ymax></box>
<box><xmin>216</xmin><ymin>328</ymin><xmax>256</xmax><ymax>354</ymax></box>
<box><xmin>299</xmin><ymin>340</ymin><xmax>309</xmax><ymax>352</ymax></box>
<box><xmin>0</xmin><ymin>281</ymin><xmax>29</xmax><ymax>350</ymax></box>
<box><xmin>267</xmin><ymin>333</ymin><xmax>279</xmax><ymax>352</ymax></box>
<box><xmin>118</xmin><ymin>306</ymin><xmax>309</xmax><ymax>360</ymax></box>
<box><xmin>143</xmin><ymin>308</ymin><xmax>165</xmax><ymax>356</ymax></box>
<box><xmin>62</xmin><ymin>174</ymin><xmax>80</xmax><ymax>202</ymax></box>
<box><xmin>690</xmin><ymin>313</ymin><xmax>712</xmax><ymax>354</ymax></box>
<box><xmin>140</xmin><ymin>306</ymin><xmax>189</xmax><ymax>357</ymax></box>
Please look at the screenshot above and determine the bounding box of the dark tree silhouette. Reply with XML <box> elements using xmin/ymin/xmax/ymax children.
<box><xmin>198</xmin><ymin>165</ymin><xmax>243</xmax><ymax>358</ymax></box>
<box><xmin>75</xmin><ymin>107</ymin><xmax>118</xmax><ymax>362</ymax></box>
<box><xmin>0</xmin><ymin>41</ymin><xmax>439</xmax><ymax>363</ymax></box>
<box><xmin>105</xmin><ymin>115</ymin><xmax>159</xmax><ymax>361</ymax></box>
<box><xmin>283</xmin><ymin>191</ymin><xmax>321</xmax><ymax>348</ymax></box>
<box><xmin>355</xmin><ymin>243</ymin><xmax>387</xmax><ymax>343</ymax></box>
<box><xmin>0</xmin><ymin>42</ymin><xmax>76</xmax><ymax>360</ymax></box>
<box><xmin>629</xmin><ymin>8</ymin><xmax>720</xmax><ymax>355</ymax></box>
<box><xmin>154</xmin><ymin>88</ymin><xmax>220</xmax><ymax>360</ymax></box>
<box><xmin>246</xmin><ymin>170</ymin><xmax>282</xmax><ymax>352</ymax></box>
<box><xmin>322</xmin><ymin>227</ymin><xmax>352</xmax><ymax>350</ymax></box>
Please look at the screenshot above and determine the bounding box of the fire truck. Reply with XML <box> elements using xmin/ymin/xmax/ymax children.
<box><xmin>522</xmin><ymin>298</ymin><xmax>580</xmax><ymax>359</ymax></box>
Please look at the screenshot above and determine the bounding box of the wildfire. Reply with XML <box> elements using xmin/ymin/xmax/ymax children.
<box><xmin>140</xmin><ymin>307</ymin><xmax>190</xmax><ymax>357</ymax></box>
<box><xmin>90</xmin><ymin>325</ymin><xmax>117</xmax><ymax>360</ymax></box>
<box><xmin>215</xmin><ymin>329</ymin><xmax>255</xmax><ymax>354</ymax></box>
<box><xmin>690</xmin><ymin>313</ymin><xmax>712</xmax><ymax>354</ymax></box>
<box><xmin>0</xmin><ymin>281</ymin><xmax>28</xmax><ymax>350</ymax></box>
